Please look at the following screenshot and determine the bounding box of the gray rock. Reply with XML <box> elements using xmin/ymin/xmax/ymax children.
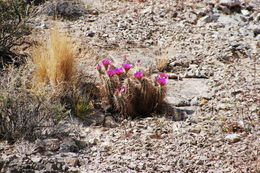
<box><xmin>220</xmin><ymin>0</ymin><xmax>241</xmax><ymax>8</ymax></box>
<box><xmin>218</xmin><ymin>15</ymin><xmax>238</xmax><ymax>24</ymax></box>
<box><xmin>197</xmin><ymin>15</ymin><xmax>219</xmax><ymax>25</ymax></box>
<box><xmin>43</xmin><ymin>138</ymin><xmax>60</xmax><ymax>152</ymax></box>
<box><xmin>167</xmin><ymin>96</ymin><xmax>190</xmax><ymax>107</ymax></box>
<box><xmin>59</xmin><ymin>138</ymin><xmax>79</xmax><ymax>153</ymax></box>
<box><xmin>46</xmin><ymin>162</ymin><xmax>59</xmax><ymax>171</ymax></box>
<box><xmin>195</xmin><ymin>8</ymin><xmax>210</xmax><ymax>17</ymax></box>
<box><xmin>37</xmin><ymin>1</ymin><xmax>85</xmax><ymax>19</ymax></box>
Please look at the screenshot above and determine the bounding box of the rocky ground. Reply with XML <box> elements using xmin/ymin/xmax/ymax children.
<box><xmin>1</xmin><ymin>0</ymin><xmax>260</xmax><ymax>172</ymax></box>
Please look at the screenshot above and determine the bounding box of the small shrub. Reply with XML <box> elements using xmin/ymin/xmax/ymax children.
<box><xmin>0</xmin><ymin>64</ymin><xmax>69</xmax><ymax>142</ymax></box>
<box><xmin>97</xmin><ymin>59</ymin><xmax>168</xmax><ymax>120</ymax></box>
<box><xmin>32</xmin><ymin>28</ymin><xmax>75</xmax><ymax>86</ymax></box>
<box><xmin>0</xmin><ymin>0</ymin><xmax>31</xmax><ymax>67</ymax></box>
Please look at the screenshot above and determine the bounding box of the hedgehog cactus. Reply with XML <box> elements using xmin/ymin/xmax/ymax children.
<box><xmin>97</xmin><ymin>58</ymin><xmax>168</xmax><ymax>120</ymax></box>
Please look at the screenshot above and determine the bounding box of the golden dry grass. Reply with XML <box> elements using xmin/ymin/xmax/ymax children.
<box><xmin>155</xmin><ymin>57</ymin><xmax>169</xmax><ymax>72</ymax></box>
<box><xmin>32</xmin><ymin>29</ymin><xmax>75</xmax><ymax>86</ymax></box>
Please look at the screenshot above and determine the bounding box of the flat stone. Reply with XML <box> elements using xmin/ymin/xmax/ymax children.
<box><xmin>220</xmin><ymin>0</ymin><xmax>241</xmax><ymax>7</ymax></box>
<box><xmin>189</xmin><ymin>127</ymin><xmax>201</xmax><ymax>133</ymax></box>
<box><xmin>218</xmin><ymin>15</ymin><xmax>238</xmax><ymax>24</ymax></box>
<box><xmin>166</xmin><ymin>79</ymin><xmax>210</xmax><ymax>105</ymax></box>
<box><xmin>225</xmin><ymin>133</ymin><xmax>242</xmax><ymax>143</ymax></box>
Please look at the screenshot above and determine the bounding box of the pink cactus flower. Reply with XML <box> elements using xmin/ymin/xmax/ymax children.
<box><xmin>107</xmin><ymin>69</ymin><xmax>115</xmax><ymax>76</ymax></box>
<box><xmin>96</xmin><ymin>64</ymin><xmax>102</xmax><ymax>72</ymax></box>
<box><xmin>122</xmin><ymin>63</ymin><xmax>133</xmax><ymax>71</ymax></box>
<box><xmin>156</xmin><ymin>77</ymin><xmax>167</xmax><ymax>86</ymax></box>
<box><xmin>134</xmin><ymin>72</ymin><xmax>144</xmax><ymax>79</ymax></box>
<box><xmin>120</xmin><ymin>85</ymin><xmax>127</xmax><ymax>92</ymax></box>
<box><xmin>102</xmin><ymin>59</ymin><xmax>112</xmax><ymax>67</ymax></box>
<box><xmin>159</xmin><ymin>73</ymin><xmax>168</xmax><ymax>78</ymax></box>
<box><xmin>96</xmin><ymin>63</ymin><xmax>101</xmax><ymax>69</ymax></box>
<box><xmin>115</xmin><ymin>67</ymin><xmax>124</xmax><ymax>75</ymax></box>
<box><xmin>114</xmin><ymin>88</ymin><xmax>120</xmax><ymax>94</ymax></box>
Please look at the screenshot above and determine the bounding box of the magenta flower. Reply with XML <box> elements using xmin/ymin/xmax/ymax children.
<box><xmin>114</xmin><ymin>88</ymin><xmax>120</xmax><ymax>94</ymax></box>
<box><xmin>115</xmin><ymin>67</ymin><xmax>124</xmax><ymax>75</ymax></box>
<box><xmin>96</xmin><ymin>64</ymin><xmax>102</xmax><ymax>72</ymax></box>
<box><xmin>159</xmin><ymin>73</ymin><xmax>168</xmax><ymax>78</ymax></box>
<box><xmin>107</xmin><ymin>70</ymin><xmax>115</xmax><ymax>76</ymax></box>
<box><xmin>96</xmin><ymin>63</ymin><xmax>101</xmax><ymax>69</ymax></box>
<box><xmin>134</xmin><ymin>72</ymin><xmax>144</xmax><ymax>79</ymax></box>
<box><xmin>156</xmin><ymin>77</ymin><xmax>167</xmax><ymax>86</ymax></box>
<box><xmin>120</xmin><ymin>85</ymin><xmax>127</xmax><ymax>92</ymax></box>
<box><xmin>122</xmin><ymin>63</ymin><xmax>133</xmax><ymax>71</ymax></box>
<box><xmin>102</xmin><ymin>59</ymin><xmax>112</xmax><ymax>67</ymax></box>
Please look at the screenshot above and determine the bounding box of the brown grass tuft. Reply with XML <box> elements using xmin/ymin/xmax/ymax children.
<box><xmin>32</xmin><ymin>29</ymin><xmax>75</xmax><ymax>86</ymax></box>
<box><xmin>155</xmin><ymin>57</ymin><xmax>169</xmax><ymax>72</ymax></box>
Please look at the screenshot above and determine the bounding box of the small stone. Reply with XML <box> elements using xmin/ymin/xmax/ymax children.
<box><xmin>167</xmin><ymin>73</ymin><xmax>179</xmax><ymax>79</ymax></box>
<box><xmin>128</xmin><ymin>162</ymin><xmax>136</xmax><ymax>169</ymax></box>
<box><xmin>59</xmin><ymin>138</ymin><xmax>79</xmax><ymax>153</ymax></box>
<box><xmin>89</xmin><ymin>138</ymin><xmax>98</xmax><ymax>145</ymax></box>
<box><xmin>217</xmin><ymin>103</ymin><xmax>232</xmax><ymax>110</ymax></box>
<box><xmin>241</xmin><ymin>9</ymin><xmax>250</xmax><ymax>16</ymax></box>
<box><xmin>101</xmin><ymin>141</ymin><xmax>112</xmax><ymax>152</ymax></box>
<box><xmin>46</xmin><ymin>163</ymin><xmax>58</xmax><ymax>171</ymax></box>
<box><xmin>161</xmin><ymin>165</ymin><xmax>172</xmax><ymax>172</ymax></box>
<box><xmin>253</xmin><ymin>28</ymin><xmax>260</xmax><ymax>37</ymax></box>
<box><xmin>65</xmin><ymin>158</ymin><xmax>80</xmax><ymax>167</ymax></box>
<box><xmin>197</xmin><ymin>15</ymin><xmax>219</xmax><ymax>25</ymax></box>
<box><xmin>68</xmin><ymin>167</ymin><xmax>80</xmax><ymax>172</ymax></box>
<box><xmin>189</xmin><ymin>127</ymin><xmax>201</xmax><ymax>134</ymax></box>
<box><xmin>87</xmin><ymin>32</ymin><xmax>95</xmax><ymax>37</ymax></box>
<box><xmin>254</xmin><ymin>13</ymin><xmax>260</xmax><ymax>22</ymax></box>
<box><xmin>31</xmin><ymin>156</ymin><xmax>42</xmax><ymax>163</ymax></box>
<box><xmin>225</xmin><ymin>134</ymin><xmax>242</xmax><ymax>143</ymax></box>
<box><xmin>190</xmin><ymin>97</ymin><xmax>199</xmax><ymax>106</ymax></box>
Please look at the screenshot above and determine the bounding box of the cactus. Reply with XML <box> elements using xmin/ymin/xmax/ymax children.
<box><xmin>96</xmin><ymin>58</ymin><xmax>168</xmax><ymax>120</ymax></box>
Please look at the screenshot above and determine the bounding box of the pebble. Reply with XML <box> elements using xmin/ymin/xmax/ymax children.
<box><xmin>31</xmin><ymin>156</ymin><xmax>42</xmax><ymax>163</ymax></box>
<box><xmin>225</xmin><ymin>134</ymin><xmax>242</xmax><ymax>143</ymax></box>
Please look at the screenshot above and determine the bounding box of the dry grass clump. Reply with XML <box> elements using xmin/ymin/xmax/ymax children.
<box><xmin>31</xmin><ymin>28</ymin><xmax>97</xmax><ymax>120</ymax></box>
<box><xmin>32</xmin><ymin>29</ymin><xmax>75</xmax><ymax>86</ymax></box>
<box><xmin>97</xmin><ymin>59</ymin><xmax>168</xmax><ymax>120</ymax></box>
<box><xmin>155</xmin><ymin>57</ymin><xmax>170</xmax><ymax>72</ymax></box>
